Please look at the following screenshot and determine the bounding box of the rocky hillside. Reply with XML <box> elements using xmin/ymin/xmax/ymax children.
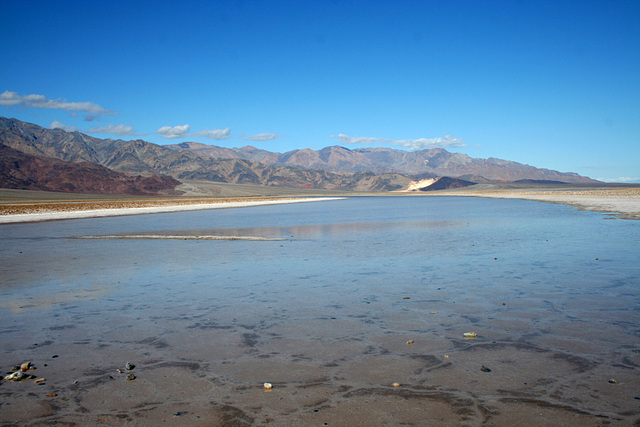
<box><xmin>168</xmin><ymin>143</ymin><xmax>599</xmax><ymax>183</ymax></box>
<box><xmin>0</xmin><ymin>117</ymin><xmax>412</xmax><ymax>192</ymax></box>
<box><xmin>0</xmin><ymin>144</ymin><xmax>180</xmax><ymax>195</ymax></box>
<box><xmin>0</xmin><ymin>117</ymin><xmax>598</xmax><ymax>195</ymax></box>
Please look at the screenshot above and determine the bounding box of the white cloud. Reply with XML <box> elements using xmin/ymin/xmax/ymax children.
<box><xmin>244</xmin><ymin>132</ymin><xmax>280</xmax><ymax>141</ymax></box>
<box><xmin>330</xmin><ymin>133</ymin><xmax>466</xmax><ymax>150</ymax></box>
<box><xmin>192</xmin><ymin>128</ymin><xmax>231</xmax><ymax>140</ymax></box>
<box><xmin>0</xmin><ymin>91</ymin><xmax>116</xmax><ymax>116</ymax></box>
<box><xmin>157</xmin><ymin>124</ymin><xmax>191</xmax><ymax>138</ymax></box>
<box><xmin>50</xmin><ymin>120</ymin><xmax>77</xmax><ymax>132</ymax></box>
<box><xmin>88</xmin><ymin>124</ymin><xmax>136</xmax><ymax>136</ymax></box>
<box><xmin>157</xmin><ymin>124</ymin><xmax>232</xmax><ymax>140</ymax></box>
<box><xmin>598</xmin><ymin>176</ymin><xmax>640</xmax><ymax>183</ymax></box>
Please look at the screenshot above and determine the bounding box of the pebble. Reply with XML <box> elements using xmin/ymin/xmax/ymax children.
<box><xmin>481</xmin><ymin>366</ymin><xmax>492</xmax><ymax>373</ymax></box>
<box><xmin>126</xmin><ymin>374</ymin><xmax>136</xmax><ymax>381</ymax></box>
<box><xmin>463</xmin><ymin>332</ymin><xmax>477</xmax><ymax>338</ymax></box>
<box><xmin>608</xmin><ymin>379</ymin><xmax>618</xmax><ymax>384</ymax></box>
<box><xmin>406</xmin><ymin>340</ymin><xmax>414</xmax><ymax>345</ymax></box>
<box><xmin>4</xmin><ymin>371</ymin><xmax>27</xmax><ymax>381</ymax></box>
<box><xmin>392</xmin><ymin>382</ymin><xmax>400</xmax><ymax>387</ymax></box>
<box><xmin>125</xmin><ymin>362</ymin><xmax>135</xmax><ymax>371</ymax></box>
<box><xmin>263</xmin><ymin>382</ymin><xmax>273</xmax><ymax>390</ymax></box>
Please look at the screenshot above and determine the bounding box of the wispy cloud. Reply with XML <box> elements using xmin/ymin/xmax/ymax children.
<box><xmin>244</xmin><ymin>132</ymin><xmax>281</xmax><ymax>141</ymax></box>
<box><xmin>88</xmin><ymin>124</ymin><xmax>137</xmax><ymax>136</ymax></box>
<box><xmin>157</xmin><ymin>124</ymin><xmax>231</xmax><ymax>140</ymax></box>
<box><xmin>50</xmin><ymin>120</ymin><xmax>77</xmax><ymax>132</ymax></box>
<box><xmin>0</xmin><ymin>91</ymin><xmax>116</xmax><ymax>117</ymax></box>
<box><xmin>330</xmin><ymin>133</ymin><xmax>465</xmax><ymax>150</ymax></box>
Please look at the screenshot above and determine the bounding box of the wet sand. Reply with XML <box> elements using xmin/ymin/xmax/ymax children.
<box><xmin>2</xmin><ymin>310</ymin><xmax>638</xmax><ymax>426</ymax></box>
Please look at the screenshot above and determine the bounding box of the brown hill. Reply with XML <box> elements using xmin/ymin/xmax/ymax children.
<box><xmin>417</xmin><ymin>176</ymin><xmax>477</xmax><ymax>192</ymax></box>
<box><xmin>0</xmin><ymin>144</ymin><xmax>180</xmax><ymax>195</ymax></box>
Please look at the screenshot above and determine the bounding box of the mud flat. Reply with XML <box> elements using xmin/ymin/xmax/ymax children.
<box><xmin>2</xmin><ymin>320</ymin><xmax>638</xmax><ymax>425</ymax></box>
<box><xmin>432</xmin><ymin>185</ymin><xmax>640</xmax><ymax>219</ymax></box>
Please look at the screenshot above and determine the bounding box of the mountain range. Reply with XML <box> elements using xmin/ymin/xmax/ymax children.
<box><xmin>166</xmin><ymin>141</ymin><xmax>596</xmax><ymax>184</ymax></box>
<box><xmin>0</xmin><ymin>117</ymin><xmax>598</xmax><ymax>195</ymax></box>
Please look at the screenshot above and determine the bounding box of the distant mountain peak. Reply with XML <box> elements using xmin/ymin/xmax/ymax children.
<box><xmin>0</xmin><ymin>116</ymin><xmax>600</xmax><ymax>196</ymax></box>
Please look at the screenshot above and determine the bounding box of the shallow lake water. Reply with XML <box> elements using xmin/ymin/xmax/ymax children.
<box><xmin>1</xmin><ymin>196</ymin><xmax>639</xmax><ymax>425</ymax></box>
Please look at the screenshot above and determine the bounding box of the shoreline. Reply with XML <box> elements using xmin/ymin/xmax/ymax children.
<box><xmin>0</xmin><ymin>186</ymin><xmax>639</xmax><ymax>223</ymax></box>
<box><xmin>0</xmin><ymin>197</ymin><xmax>345</xmax><ymax>224</ymax></box>
<box><xmin>428</xmin><ymin>187</ymin><xmax>640</xmax><ymax>220</ymax></box>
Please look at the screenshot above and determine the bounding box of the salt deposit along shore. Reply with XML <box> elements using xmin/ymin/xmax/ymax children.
<box><xmin>431</xmin><ymin>187</ymin><xmax>640</xmax><ymax>220</ymax></box>
<box><xmin>1</xmin><ymin>187</ymin><xmax>639</xmax><ymax>223</ymax></box>
<box><xmin>0</xmin><ymin>197</ymin><xmax>346</xmax><ymax>224</ymax></box>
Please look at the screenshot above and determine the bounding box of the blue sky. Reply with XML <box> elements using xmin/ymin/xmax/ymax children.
<box><xmin>1</xmin><ymin>0</ymin><xmax>638</xmax><ymax>182</ymax></box>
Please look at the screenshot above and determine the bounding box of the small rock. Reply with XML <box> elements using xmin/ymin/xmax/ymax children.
<box><xmin>481</xmin><ymin>366</ymin><xmax>492</xmax><ymax>373</ymax></box>
<box><xmin>406</xmin><ymin>340</ymin><xmax>414</xmax><ymax>345</ymax></box>
<box><xmin>608</xmin><ymin>379</ymin><xmax>618</xmax><ymax>384</ymax></box>
<box><xmin>126</xmin><ymin>374</ymin><xmax>136</xmax><ymax>381</ymax></box>
<box><xmin>463</xmin><ymin>332</ymin><xmax>477</xmax><ymax>338</ymax></box>
<box><xmin>4</xmin><ymin>371</ymin><xmax>27</xmax><ymax>381</ymax></box>
<box><xmin>45</xmin><ymin>393</ymin><xmax>57</xmax><ymax>397</ymax></box>
<box><xmin>20</xmin><ymin>362</ymin><xmax>32</xmax><ymax>372</ymax></box>
<box><xmin>392</xmin><ymin>382</ymin><xmax>400</xmax><ymax>387</ymax></box>
<box><xmin>125</xmin><ymin>362</ymin><xmax>135</xmax><ymax>371</ymax></box>
<box><xmin>35</xmin><ymin>378</ymin><xmax>46</xmax><ymax>384</ymax></box>
<box><xmin>263</xmin><ymin>382</ymin><xmax>272</xmax><ymax>390</ymax></box>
